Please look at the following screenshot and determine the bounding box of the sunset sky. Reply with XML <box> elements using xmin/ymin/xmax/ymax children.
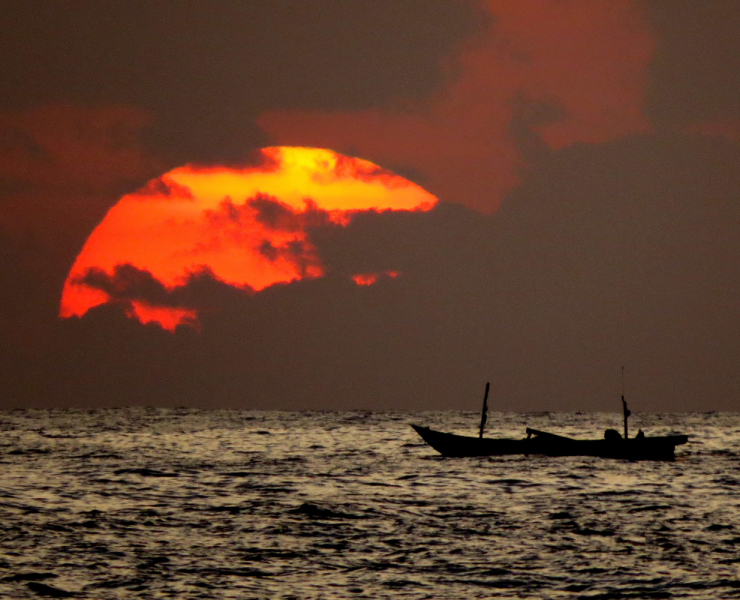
<box><xmin>2</xmin><ymin>0</ymin><xmax>739</xmax><ymax>411</ymax></box>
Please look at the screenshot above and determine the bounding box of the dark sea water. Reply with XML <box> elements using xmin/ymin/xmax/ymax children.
<box><xmin>1</xmin><ymin>409</ymin><xmax>739</xmax><ymax>599</ymax></box>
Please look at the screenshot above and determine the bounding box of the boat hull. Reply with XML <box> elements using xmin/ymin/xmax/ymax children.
<box><xmin>411</xmin><ymin>425</ymin><xmax>529</xmax><ymax>457</ymax></box>
<box><xmin>411</xmin><ymin>425</ymin><xmax>688</xmax><ymax>461</ymax></box>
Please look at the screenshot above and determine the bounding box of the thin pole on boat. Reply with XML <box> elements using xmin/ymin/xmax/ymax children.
<box><xmin>479</xmin><ymin>382</ymin><xmax>490</xmax><ymax>439</ymax></box>
<box><xmin>621</xmin><ymin>366</ymin><xmax>630</xmax><ymax>439</ymax></box>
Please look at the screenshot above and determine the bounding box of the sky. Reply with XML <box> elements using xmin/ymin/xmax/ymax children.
<box><xmin>1</xmin><ymin>0</ymin><xmax>739</xmax><ymax>412</ymax></box>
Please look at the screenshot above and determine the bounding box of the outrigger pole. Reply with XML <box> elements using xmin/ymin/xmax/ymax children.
<box><xmin>621</xmin><ymin>366</ymin><xmax>631</xmax><ymax>439</ymax></box>
<box><xmin>479</xmin><ymin>382</ymin><xmax>490</xmax><ymax>439</ymax></box>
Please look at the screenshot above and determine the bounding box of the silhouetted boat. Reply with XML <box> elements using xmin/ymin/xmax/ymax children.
<box><xmin>411</xmin><ymin>424</ymin><xmax>528</xmax><ymax>457</ymax></box>
<box><xmin>411</xmin><ymin>424</ymin><xmax>689</xmax><ymax>461</ymax></box>
<box><xmin>412</xmin><ymin>376</ymin><xmax>689</xmax><ymax>461</ymax></box>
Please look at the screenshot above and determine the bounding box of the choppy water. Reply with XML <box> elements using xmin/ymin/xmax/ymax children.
<box><xmin>1</xmin><ymin>409</ymin><xmax>739</xmax><ymax>599</ymax></box>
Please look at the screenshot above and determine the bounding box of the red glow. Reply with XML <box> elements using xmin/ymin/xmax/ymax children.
<box><xmin>126</xmin><ymin>301</ymin><xmax>199</xmax><ymax>333</ymax></box>
<box><xmin>352</xmin><ymin>271</ymin><xmax>400</xmax><ymax>286</ymax></box>
<box><xmin>61</xmin><ymin>147</ymin><xmax>436</xmax><ymax>330</ymax></box>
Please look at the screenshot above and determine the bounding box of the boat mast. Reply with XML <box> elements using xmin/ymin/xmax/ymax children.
<box><xmin>479</xmin><ymin>382</ymin><xmax>490</xmax><ymax>439</ymax></box>
<box><xmin>621</xmin><ymin>366</ymin><xmax>630</xmax><ymax>439</ymax></box>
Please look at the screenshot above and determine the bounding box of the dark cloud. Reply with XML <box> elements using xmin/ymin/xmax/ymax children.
<box><xmin>249</xmin><ymin>194</ymin><xmax>302</xmax><ymax>231</ymax></box>
<box><xmin>134</xmin><ymin>176</ymin><xmax>194</xmax><ymax>200</ymax></box>
<box><xmin>75</xmin><ymin>263</ymin><xmax>253</xmax><ymax>311</ymax></box>
<box><xmin>0</xmin><ymin>0</ymin><xmax>479</xmax><ymax>164</ymax></box>
<box><xmin>187</xmin><ymin>146</ymin><xmax>283</xmax><ymax>174</ymax></box>
<box><xmin>309</xmin><ymin>202</ymin><xmax>487</xmax><ymax>279</ymax></box>
<box><xmin>247</xmin><ymin>195</ymin><xmax>333</xmax><ymax>232</ymax></box>
<box><xmin>76</xmin><ymin>264</ymin><xmax>171</xmax><ymax>306</ymax></box>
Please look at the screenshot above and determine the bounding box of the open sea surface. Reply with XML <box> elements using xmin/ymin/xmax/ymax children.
<box><xmin>1</xmin><ymin>409</ymin><xmax>739</xmax><ymax>599</ymax></box>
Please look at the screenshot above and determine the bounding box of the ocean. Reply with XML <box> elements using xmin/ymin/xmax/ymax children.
<box><xmin>1</xmin><ymin>409</ymin><xmax>739</xmax><ymax>599</ymax></box>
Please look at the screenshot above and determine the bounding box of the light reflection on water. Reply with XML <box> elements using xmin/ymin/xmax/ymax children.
<box><xmin>0</xmin><ymin>409</ymin><xmax>739</xmax><ymax>599</ymax></box>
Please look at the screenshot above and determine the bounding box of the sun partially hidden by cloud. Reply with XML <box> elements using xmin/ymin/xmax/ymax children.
<box><xmin>258</xmin><ymin>0</ymin><xmax>654</xmax><ymax>214</ymax></box>
<box><xmin>60</xmin><ymin>147</ymin><xmax>437</xmax><ymax>331</ymax></box>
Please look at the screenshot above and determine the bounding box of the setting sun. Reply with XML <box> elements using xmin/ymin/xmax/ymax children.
<box><xmin>60</xmin><ymin>147</ymin><xmax>437</xmax><ymax>331</ymax></box>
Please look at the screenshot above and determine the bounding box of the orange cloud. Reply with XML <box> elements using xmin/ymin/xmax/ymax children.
<box><xmin>352</xmin><ymin>271</ymin><xmax>399</xmax><ymax>286</ymax></box>
<box><xmin>61</xmin><ymin>147</ymin><xmax>437</xmax><ymax>330</ymax></box>
<box><xmin>258</xmin><ymin>0</ymin><xmax>654</xmax><ymax>213</ymax></box>
<box><xmin>127</xmin><ymin>301</ymin><xmax>199</xmax><ymax>333</ymax></box>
